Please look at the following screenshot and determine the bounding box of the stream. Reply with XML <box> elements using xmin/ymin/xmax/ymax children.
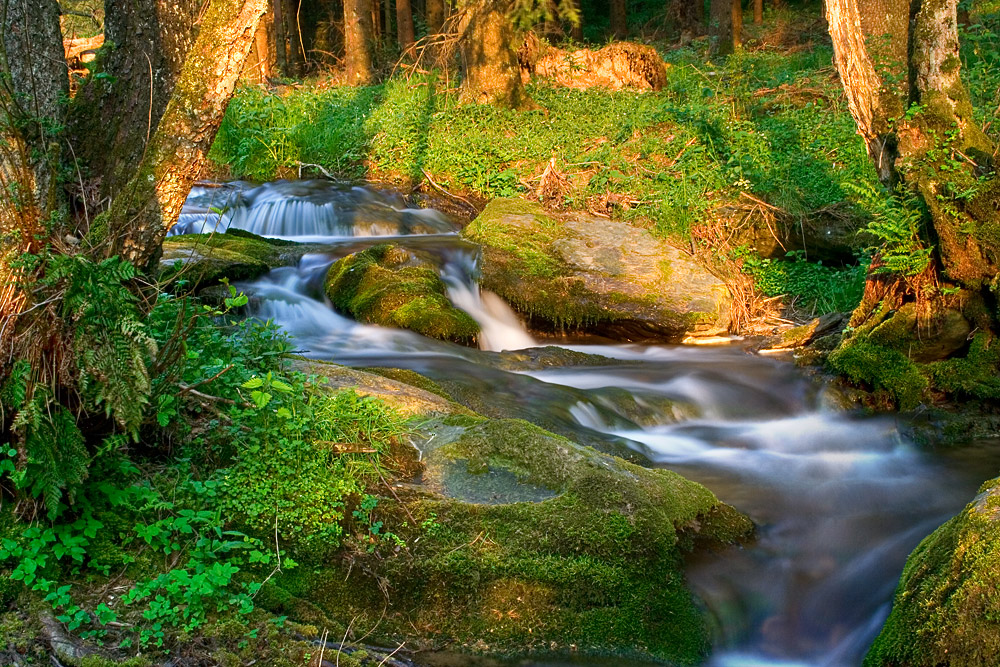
<box><xmin>175</xmin><ymin>181</ymin><xmax>999</xmax><ymax>667</ymax></box>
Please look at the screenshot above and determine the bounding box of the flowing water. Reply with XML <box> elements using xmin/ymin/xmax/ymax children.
<box><xmin>179</xmin><ymin>181</ymin><xmax>999</xmax><ymax>667</ymax></box>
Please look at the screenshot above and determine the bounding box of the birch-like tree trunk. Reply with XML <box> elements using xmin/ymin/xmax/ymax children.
<box><xmin>100</xmin><ymin>0</ymin><xmax>271</xmax><ymax>268</ymax></box>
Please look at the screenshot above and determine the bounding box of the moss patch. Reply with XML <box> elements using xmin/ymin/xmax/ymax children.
<box><xmin>159</xmin><ymin>230</ymin><xmax>284</xmax><ymax>288</ymax></box>
<box><xmin>865</xmin><ymin>477</ymin><xmax>1000</xmax><ymax>667</ymax></box>
<box><xmin>324</xmin><ymin>244</ymin><xmax>479</xmax><ymax>344</ymax></box>
<box><xmin>262</xmin><ymin>417</ymin><xmax>752</xmax><ymax>664</ymax></box>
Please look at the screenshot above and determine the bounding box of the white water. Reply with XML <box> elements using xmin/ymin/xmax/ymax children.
<box><xmin>181</xmin><ymin>181</ymin><xmax>998</xmax><ymax>667</ymax></box>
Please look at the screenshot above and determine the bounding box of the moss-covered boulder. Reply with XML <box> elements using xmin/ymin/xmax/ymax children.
<box><xmin>158</xmin><ymin>229</ymin><xmax>297</xmax><ymax>289</ymax></box>
<box><xmin>463</xmin><ymin>198</ymin><xmax>730</xmax><ymax>340</ymax></box>
<box><xmin>266</xmin><ymin>415</ymin><xmax>753</xmax><ymax>664</ymax></box>
<box><xmin>865</xmin><ymin>477</ymin><xmax>1000</xmax><ymax>667</ymax></box>
<box><xmin>324</xmin><ymin>244</ymin><xmax>479</xmax><ymax>344</ymax></box>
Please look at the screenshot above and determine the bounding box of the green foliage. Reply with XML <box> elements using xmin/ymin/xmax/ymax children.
<box><xmin>844</xmin><ymin>181</ymin><xmax>933</xmax><ymax>277</ymax></box>
<box><xmin>221</xmin><ymin>381</ymin><xmax>406</xmax><ymax>559</ymax></box>
<box><xmin>211</xmin><ymin>44</ymin><xmax>876</xmax><ymax>242</ymax></box>
<box><xmin>44</xmin><ymin>255</ymin><xmax>156</xmax><ymax>434</ymax></box>
<box><xmin>742</xmin><ymin>250</ymin><xmax>867</xmax><ymax>315</ymax></box>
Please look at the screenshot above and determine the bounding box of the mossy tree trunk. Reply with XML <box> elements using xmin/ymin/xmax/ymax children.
<box><xmin>458</xmin><ymin>1</ymin><xmax>528</xmax><ymax>108</ymax></box>
<box><xmin>827</xmin><ymin>0</ymin><xmax>1000</xmax><ymax>399</ymax></box>
<box><xmin>68</xmin><ymin>0</ymin><xmax>203</xmax><ymax>203</ymax></box>
<box><xmin>345</xmin><ymin>0</ymin><xmax>376</xmax><ymax>84</ymax></box>
<box><xmin>99</xmin><ymin>0</ymin><xmax>271</xmax><ymax>269</ymax></box>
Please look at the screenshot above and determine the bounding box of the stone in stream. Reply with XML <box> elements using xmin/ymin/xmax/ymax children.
<box><xmin>158</xmin><ymin>228</ymin><xmax>314</xmax><ymax>290</ymax></box>
<box><xmin>463</xmin><ymin>198</ymin><xmax>731</xmax><ymax>341</ymax></box>
<box><xmin>865</xmin><ymin>477</ymin><xmax>1000</xmax><ymax>667</ymax></box>
<box><xmin>324</xmin><ymin>243</ymin><xmax>480</xmax><ymax>344</ymax></box>
<box><xmin>269</xmin><ymin>359</ymin><xmax>754</xmax><ymax>665</ymax></box>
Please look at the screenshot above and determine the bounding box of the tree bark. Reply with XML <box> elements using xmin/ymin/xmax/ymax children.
<box><xmin>426</xmin><ymin>0</ymin><xmax>445</xmax><ymax>34</ymax></box>
<box><xmin>397</xmin><ymin>0</ymin><xmax>416</xmax><ymax>55</ymax></box>
<box><xmin>345</xmin><ymin>0</ymin><xmax>376</xmax><ymax>84</ymax></box>
<box><xmin>828</xmin><ymin>0</ymin><xmax>1000</xmax><ymax>330</ymax></box>
<box><xmin>710</xmin><ymin>0</ymin><xmax>733</xmax><ymax>55</ymax></box>
<box><xmin>754</xmin><ymin>0</ymin><xmax>763</xmax><ymax>24</ymax></box>
<box><xmin>610</xmin><ymin>0</ymin><xmax>627</xmax><ymax>39</ymax></box>
<box><xmin>100</xmin><ymin>0</ymin><xmax>271</xmax><ymax>268</ymax></box>
<box><xmin>2</xmin><ymin>0</ymin><xmax>69</xmax><ymax>215</ymax></box>
<box><xmin>68</xmin><ymin>0</ymin><xmax>202</xmax><ymax>203</ymax></box>
<box><xmin>731</xmin><ymin>0</ymin><xmax>743</xmax><ymax>49</ymax></box>
<box><xmin>458</xmin><ymin>2</ymin><xmax>528</xmax><ymax>108</ymax></box>
<box><xmin>571</xmin><ymin>0</ymin><xmax>584</xmax><ymax>40</ymax></box>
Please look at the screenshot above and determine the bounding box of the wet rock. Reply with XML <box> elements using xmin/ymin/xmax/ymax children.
<box><xmin>291</xmin><ymin>358</ymin><xmax>471</xmax><ymax>417</ymax></box>
<box><xmin>323</xmin><ymin>243</ymin><xmax>480</xmax><ymax>344</ymax></box>
<box><xmin>463</xmin><ymin>198</ymin><xmax>730</xmax><ymax>341</ymax></box>
<box><xmin>158</xmin><ymin>229</ymin><xmax>318</xmax><ymax>290</ymax></box>
<box><xmin>865</xmin><ymin>477</ymin><xmax>1000</xmax><ymax>667</ymax></box>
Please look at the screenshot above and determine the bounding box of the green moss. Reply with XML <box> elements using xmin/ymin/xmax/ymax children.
<box><xmin>358</xmin><ymin>367</ymin><xmax>454</xmax><ymax>401</ymax></box>
<box><xmin>159</xmin><ymin>231</ymin><xmax>285</xmax><ymax>287</ymax></box>
<box><xmin>828</xmin><ymin>339</ymin><xmax>928</xmax><ymax>410</ymax></box>
<box><xmin>324</xmin><ymin>244</ymin><xmax>479</xmax><ymax>343</ymax></box>
<box><xmin>927</xmin><ymin>333</ymin><xmax>1000</xmax><ymax>400</ymax></box>
<box><xmin>262</xmin><ymin>417</ymin><xmax>751</xmax><ymax>664</ymax></box>
<box><xmin>865</xmin><ymin>477</ymin><xmax>1000</xmax><ymax>667</ymax></box>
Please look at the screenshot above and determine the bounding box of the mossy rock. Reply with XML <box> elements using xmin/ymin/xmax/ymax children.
<box><xmin>865</xmin><ymin>477</ymin><xmax>1000</xmax><ymax>667</ymax></box>
<box><xmin>158</xmin><ymin>229</ymin><xmax>302</xmax><ymax>289</ymax></box>
<box><xmin>268</xmin><ymin>416</ymin><xmax>753</xmax><ymax>665</ymax></box>
<box><xmin>463</xmin><ymin>198</ymin><xmax>730</xmax><ymax>341</ymax></box>
<box><xmin>324</xmin><ymin>244</ymin><xmax>480</xmax><ymax>344</ymax></box>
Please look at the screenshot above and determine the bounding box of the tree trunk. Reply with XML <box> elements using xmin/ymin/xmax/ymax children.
<box><xmin>731</xmin><ymin>0</ymin><xmax>743</xmax><ymax>49</ymax></box>
<box><xmin>345</xmin><ymin>0</ymin><xmax>376</xmax><ymax>84</ymax></box>
<box><xmin>710</xmin><ymin>0</ymin><xmax>733</xmax><ymax>55</ymax></box>
<box><xmin>2</xmin><ymin>0</ymin><xmax>70</xmax><ymax>215</ymax></box>
<box><xmin>99</xmin><ymin>0</ymin><xmax>271</xmax><ymax>268</ymax></box>
<box><xmin>827</xmin><ymin>0</ymin><xmax>1000</xmax><ymax>355</ymax></box>
<box><xmin>68</xmin><ymin>0</ymin><xmax>202</xmax><ymax>203</ymax></box>
<box><xmin>458</xmin><ymin>2</ymin><xmax>528</xmax><ymax>108</ymax></box>
<box><xmin>426</xmin><ymin>0</ymin><xmax>445</xmax><ymax>34</ymax></box>
<box><xmin>571</xmin><ymin>0</ymin><xmax>584</xmax><ymax>40</ymax></box>
<box><xmin>397</xmin><ymin>0</ymin><xmax>416</xmax><ymax>55</ymax></box>
<box><xmin>754</xmin><ymin>0</ymin><xmax>763</xmax><ymax>24</ymax></box>
<box><xmin>610</xmin><ymin>0</ymin><xmax>627</xmax><ymax>38</ymax></box>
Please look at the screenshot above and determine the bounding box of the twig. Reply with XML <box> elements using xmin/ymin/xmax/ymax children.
<box><xmin>377</xmin><ymin>642</ymin><xmax>406</xmax><ymax>666</ymax></box>
<box><xmin>177</xmin><ymin>365</ymin><xmax>233</xmax><ymax>394</ymax></box>
<box><xmin>371</xmin><ymin>455</ymin><xmax>416</xmax><ymax>525</ymax></box>
<box><xmin>297</xmin><ymin>161</ymin><xmax>336</xmax><ymax>180</ymax></box>
<box><xmin>317</xmin><ymin>628</ymin><xmax>329</xmax><ymax>667</ymax></box>
<box><xmin>420</xmin><ymin>168</ymin><xmax>476</xmax><ymax>211</ymax></box>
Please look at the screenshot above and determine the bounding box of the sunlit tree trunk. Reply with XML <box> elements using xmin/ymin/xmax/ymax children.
<box><xmin>458</xmin><ymin>1</ymin><xmax>528</xmax><ymax>108</ymax></box>
<box><xmin>100</xmin><ymin>0</ymin><xmax>271</xmax><ymax>268</ymax></box>
<box><xmin>731</xmin><ymin>0</ymin><xmax>743</xmax><ymax>48</ymax></box>
<box><xmin>426</xmin><ymin>0</ymin><xmax>445</xmax><ymax>34</ymax></box>
<box><xmin>345</xmin><ymin>0</ymin><xmax>376</xmax><ymax>83</ymax></box>
<box><xmin>754</xmin><ymin>0</ymin><xmax>763</xmax><ymax>24</ymax></box>
<box><xmin>827</xmin><ymin>0</ymin><xmax>1000</xmax><ymax>330</ymax></box>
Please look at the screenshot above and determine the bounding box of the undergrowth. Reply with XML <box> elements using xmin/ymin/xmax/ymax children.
<box><xmin>0</xmin><ymin>275</ymin><xmax>408</xmax><ymax>662</ymax></box>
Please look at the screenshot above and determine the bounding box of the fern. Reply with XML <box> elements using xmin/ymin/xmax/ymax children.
<box><xmin>44</xmin><ymin>255</ymin><xmax>157</xmax><ymax>436</ymax></box>
<box><xmin>7</xmin><ymin>387</ymin><xmax>89</xmax><ymax>519</ymax></box>
<box><xmin>844</xmin><ymin>181</ymin><xmax>934</xmax><ymax>277</ymax></box>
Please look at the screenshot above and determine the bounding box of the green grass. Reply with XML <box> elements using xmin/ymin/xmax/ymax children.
<box><xmin>211</xmin><ymin>43</ymin><xmax>876</xmax><ymax>241</ymax></box>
